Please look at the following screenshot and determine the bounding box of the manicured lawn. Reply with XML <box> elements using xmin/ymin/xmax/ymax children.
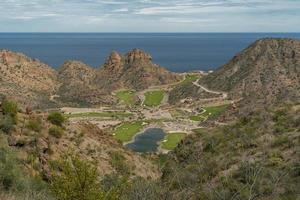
<box><xmin>189</xmin><ymin>104</ymin><xmax>229</xmax><ymax>122</ymax></box>
<box><xmin>113</xmin><ymin>121</ymin><xmax>145</xmax><ymax>142</ymax></box>
<box><xmin>115</xmin><ymin>90</ymin><xmax>136</xmax><ymax>105</ymax></box>
<box><xmin>162</xmin><ymin>132</ymin><xmax>186</xmax><ymax>150</ymax></box>
<box><xmin>65</xmin><ymin>112</ymin><xmax>133</xmax><ymax>119</ymax></box>
<box><xmin>182</xmin><ymin>74</ymin><xmax>199</xmax><ymax>84</ymax></box>
<box><xmin>144</xmin><ymin>90</ymin><xmax>164</xmax><ymax>107</ymax></box>
<box><xmin>189</xmin><ymin>115</ymin><xmax>206</xmax><ymax>122</ymax></box>
<box><xmin>203</xmin><ymin>104</ymin><xmax>229</xmax><ymax>118</ymax></box>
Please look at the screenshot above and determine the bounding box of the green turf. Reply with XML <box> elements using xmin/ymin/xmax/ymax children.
<box><xmin>113</xmin><ymin>121</ymin><xmax>145</xmax><ymax>142</ymax></box>
<box><xmin>162</xmin><ymin>133</ymin><xmax>186</xmax><ymax>150</ymax></box>
<box><xmin>115</xmin><ymin>90</ymin><xmax>136</xmax><ymax>105</ymax></box>
<box><xmin>144</xmin><ymin>90</ymin><xmax>164</xmax><ymax>107</ymax></box>
<box><xmin>189</xmin><ymin>104</ymin><xmax>229</xmax><ymax>122</ymax></box>
<box><xmin>203</xmin><ymin>104</ymin><xmax>229</xmax><ymax>118</ymax></box>
<box><xmin>65</xmin><ymin>112</ymin><xmax>133</xmax><ymax>119</ymax></box>
<box><xmin>189</xmin><ymin>115</ymin><xmax>206</xmax><ymax>122</ymax></box>
<box><xmin>182</xmin><ymin>74</ymin><xmax>199</xmax><ymax>84</ymax></box>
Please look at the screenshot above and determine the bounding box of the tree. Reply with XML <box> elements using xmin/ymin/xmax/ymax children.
<box><xmin>50</xmin><ymin>154</ymin><xmax>104</xmax><ymax>200</ymax></box>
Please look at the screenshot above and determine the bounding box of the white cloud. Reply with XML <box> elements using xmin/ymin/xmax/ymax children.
<box><xmin>0</xmin><ymin>0</ymin><xmax>300</xmax><ymax>32</ymax></box>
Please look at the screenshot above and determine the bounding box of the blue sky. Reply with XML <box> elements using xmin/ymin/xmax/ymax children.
<box><xmin>0</xmin><ymin>0</ymin><xmax>300</xmax><ymax>32</ymax></box>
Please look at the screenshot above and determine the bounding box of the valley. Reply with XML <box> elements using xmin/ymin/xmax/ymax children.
<box><xmin>0</xmin><ymin>38</ymin><xmax>299</xmax><ymax>200</ymax></box>
<box><xmin>60</xmin><ymin>72</ymin><xmax>231</xmax><ymax>153</ymax></box>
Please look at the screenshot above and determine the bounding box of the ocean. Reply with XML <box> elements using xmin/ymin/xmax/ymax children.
<box><xmin>0</xmin><ymin>33</ymin><xmax>299</xmax><ymax>72</ymax></box>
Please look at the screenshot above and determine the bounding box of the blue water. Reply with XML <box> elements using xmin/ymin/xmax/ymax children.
<box><xmin>0</xmin><ymin>33</ymin><xmax>299</xmax><ymax>72</ymax></box>
<box><xmin>125</xmin><ymin>128</ymin><xmax>166</xmax><ymax>153</ymax></box>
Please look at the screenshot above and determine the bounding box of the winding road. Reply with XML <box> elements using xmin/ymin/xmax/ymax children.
<box><xmin>192</xmin><ymin>79</ymin><xmax>228</xmax><ymax>99</ymax></box>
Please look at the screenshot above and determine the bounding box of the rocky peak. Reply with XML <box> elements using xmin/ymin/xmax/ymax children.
<box><xmin>103</xmin><ymin>51</ymin><xmax>123</xmax><ymax>72</ymax></box>
<box><xmin>125</xmin><ymin>48</ymin><xmax>152</xmax><ymax>65</ymax></box>
<box><xmin>105</xmin><ymin>51</ymin><xmax>122</xmax><ymax>66</ymax></box>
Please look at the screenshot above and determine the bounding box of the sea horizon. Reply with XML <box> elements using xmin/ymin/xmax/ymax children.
<box><xmin>1</xmin><ymin>32</ymin><xmax>300</xmax><ymax>72</ymax></box>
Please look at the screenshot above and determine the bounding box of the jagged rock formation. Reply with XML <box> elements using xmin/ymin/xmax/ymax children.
<box><xmin>97</xmin><ymin>49</ymin><xmax>181</xmax><ymax>91</ymax></box>
<box><xmin>0</xmin><ymin>49</ymin><xmax>180</xmax><ymax>107</ymax></box>
<box><xmin>0</xmin><ymin>50</ymin><xmax>58</xmax><ymax>107</ymax></box>
<box><xmin>200</xmin><ymin>38</ymin><xmax>300</xmax><ymax>110</ymax></box>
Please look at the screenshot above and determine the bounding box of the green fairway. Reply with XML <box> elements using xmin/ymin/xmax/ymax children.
<box><xmin>203</xmin><ymin>104</ymin><xmax>229</xmax><ymax>118</ymax></box>
<box><xmin>65</xmin><ymin>112</ymin><xmax>133</xmax><ymax>119</ymax></box>
<box><xmin>189</xmin><ymin>115</ymin><xmax>206</xmax><ymax>122</ymax></box>
<box><xmin>189</xmin><ymin>104</ymin><xmax>229</xmax><ymax>122</ymax></box>
<box><xmin>113</xmin><ymin>121</ymin><xmax>145</xmax><ymax>142</ymax></box>
<box><xmin>115</xmin><ymin>90</ymin><xmax>136</xmax><ymax>105</ymax></box>
<box><xmin>144</xmin><ymin>90</ymin><xmax>164</xmax><ymax>107</ymax></box>
<box><xmin>162</xmin><ymin>132</ymin><xmax>186</xmax><ymax>150</ymax></box>
<box><xmin>182</xmin><ymin>74</ymin><xmax>199</xmax><ymax>84</ymax></box>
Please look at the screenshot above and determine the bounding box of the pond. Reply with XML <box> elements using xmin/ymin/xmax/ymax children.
<box><xmin>125</xmin><ymin>128</ymin><xmax>166</xmax><ymax>153</ymax></box>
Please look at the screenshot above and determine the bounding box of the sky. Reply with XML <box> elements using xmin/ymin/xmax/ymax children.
<box><xmin>0</xmin><ymin>0</ymin><xmax>300</xmax><ymax>32</ymax></box>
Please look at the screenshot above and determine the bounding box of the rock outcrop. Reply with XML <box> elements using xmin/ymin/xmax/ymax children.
<box><xmin>104</xmin><ymin>51</ymin><xmax>123</xmax><ymax>71</ymax></box>
<box><xmin>97</xmin><ymin>49</ymin><xmax>181</xmax><ymax>91</ymax></box>
<box><xmin>124</xmin><ymin>48</ymin><xmax>152</xmax><ymax>65</ymax></box>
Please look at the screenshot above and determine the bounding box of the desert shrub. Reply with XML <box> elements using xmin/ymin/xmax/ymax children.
<box><xmin>2</xmin><ymin>100</ymin><xmax>18</xmax><ymax>122</ymax></box>
<box><xmin>123</xmin><ymin>177</ymin><xmax>162</xmax><ymax>200</ymax></box>
<box><xmin>26</xmin><ymin>118</ymin><xmax>42</xmax><ymax>133</ymax></box>
<box><xmin>100</xmin><ymin>174</ymin><xmax>128</xmax><ymax>200</ymax></box>
<box><xmin>271</xmin><ymin>135</ymin><xmax>292</xmax><ymax>148</ymax></box>
<box><xmin>109</xmin><ymin>152</ymin><xmax>131</xmax><ymax>176</ymax></box>
<box><xmin>292</xmin><ymin>116</ymin><xmax>300</xmax><ymax>128</ymax></box>
<box><xmin>0</xmin><ymin>145</ymin><xmax>24</xmax><ymax>191</ymax></box>
<box><xmin>48</xmin><ymin>126</ymin><xmax>64</xmax><ymax>138</ymax></box>
<box><xmin>47</xmin><ymin>112</ymin><xmax>65</xmax><ymax>127</ymax></box>
<box><xmin>0</xmin><ymin>115</ymin><xmax>15</xmax><ymax>134</ymax></box>
<box><xmin>0</xmin><ymin>141</ymin><xmax>52</xmax><ymax>199</ymax></box>
<box><xmin>0</xmin><ymin>100</ymin><xmax>18</xmax><ymax>134</ymax></box>
<box><xmin>50</xmin><ymin>154</ymin><xmax>104</xmax><ymax>200</ymax></box>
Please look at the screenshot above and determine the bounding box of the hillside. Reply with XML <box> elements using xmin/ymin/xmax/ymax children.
<box><xmin>160</xmin><ymin>103</ymin><xmax>300</xmax><ymax>199</ymax></box>
<box><xmin>0</xmin><ymin>50</ymin><xmax>58</xmax><ymax>108</ymax></box>
<box><xmin>0</xmin><ymin>101</ymin><xmax>160</xmax><ymax>180</ymax></box>
<box><xmin>57</xmin><ymin>61</ymin><xmax>116</xmax><ymax>106</ymax></box>
<box><xmin>199</xmin><ymin>38</ymin><xmax>300</xmax><ymax>109</ymax></box>
<box><xmin>0</xmin><ymin>49</ymin><xmax>180</xmax><ymax>108</ymax></box>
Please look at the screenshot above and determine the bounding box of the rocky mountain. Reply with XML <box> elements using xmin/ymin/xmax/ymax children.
<box><xmin>200</xmin><ymin>38</ymin><xmax>300</xmax><ymax>109</ymax></box>
<box><xmin>96</xmin><ymin>49</ymin><xmax>181</xmax><ymax>91</ymax></box>
<box><xmin>0</xmin><ymin>50</ymin><xmax>58</xmax><ymax>108</ymax></box>
<box><xmin>0</xmin><ymin>49</ymin><xmax>180</xmax><ymax>107</ymax></box>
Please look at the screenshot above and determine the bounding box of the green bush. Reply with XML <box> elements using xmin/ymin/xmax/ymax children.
<box><xmin>50</xmin><ymin>155</ymin><xmax>104</xmax><ymax>200</ymax></box>
<box><xmin>49</xmin><ymin>126</ymin><xmax>64</xmax><ymax>138</ymax></box>
<box><xmin>26</xmin><ymin>118</ymin><xmax>42</xmax><ymax>133</ymax></box>
<box><xmin>0</xmin><ymin>115</ymin><xmax>15</xmax><ymax>134</ymax></box>
<box><xmin>47</xmin><ymin>112</ymin><xmax>65</xmax><ymax>127</ymax></box>
<box><xmin>109</xmin><ymin>152</ymin><xmax>131</xmax><ymax>176</ymax></box>
<box><xmin>2</xmin><ymin>100</ymin><xmax>18</xmax><ymax>116</ymax></box>
<box><xmin>0</xmin><ymin>100</ymin><xmax>18</xmax><ymax>134</ymax></box>
<box><xmin>0</xmin><ymin>141</ymin><xmax>52</xmax><ymax>200</ymax></box>
<box><xmin>0</xmin><ymin>146</ymin><xmax>24</xmax><ymax>191</ymax></box>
